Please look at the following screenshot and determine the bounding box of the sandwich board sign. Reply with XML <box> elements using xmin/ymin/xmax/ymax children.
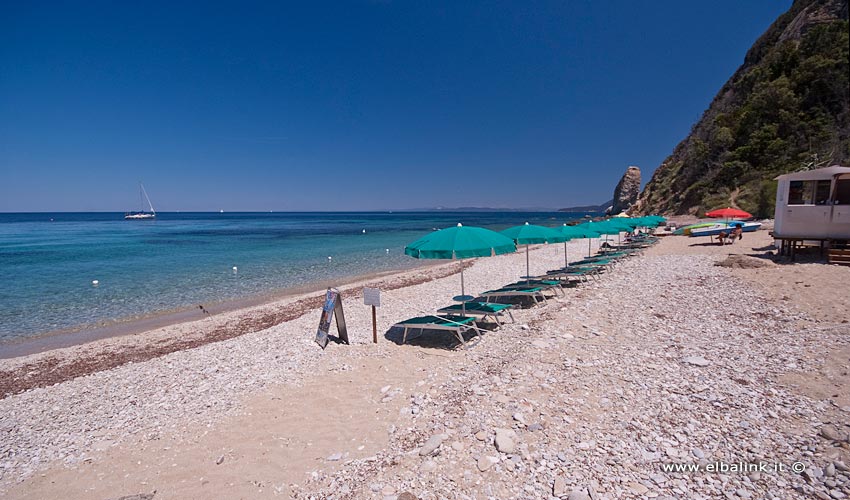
<box><xmin>315</xmin><ymin>288</ymin><xmax>349</xmax><ymax>349</ymax></box>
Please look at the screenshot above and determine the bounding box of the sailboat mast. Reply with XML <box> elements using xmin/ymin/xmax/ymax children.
<box><xmin>125</xmin><ymin>183</ymin><xmax>156</xmax><ymax>219</ymax></box>
<box><xmin>140</xmin><ymin>183</ymin><xmax>155</xmax><ymax>214</ymax></box>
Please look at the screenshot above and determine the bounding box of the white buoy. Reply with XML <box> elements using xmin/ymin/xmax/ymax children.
<box><xmin>92</xmin><ymin>280</ymin><xmax>99</xmax><ymax>286</ymax></box>
<box><xmin>232</xmin><ymin>266</ymin><xmax>238</xmax><ymax>272</ymax></box>
<box><xmin>386</xmin><ymin>248</ymin><xmax>390</xmax><ymax>254</ymax></box>
<box><xmin>362</xmin><ymin>229</ymin><xmax>366</xmax><ymax>234</ymax></box>
<box><xmin>328</xmin><ymin>256</ymin><xmax>332</xmax><ymax>261</ymax></box>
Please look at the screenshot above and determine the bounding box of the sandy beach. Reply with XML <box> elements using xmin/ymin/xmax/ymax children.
<box><xmin>1</xmin><ymin>230</ymin><xmax>849</xmax><ymax>500</ymax></box>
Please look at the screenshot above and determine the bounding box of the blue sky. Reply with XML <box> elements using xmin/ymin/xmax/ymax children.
<box><xmin>1</xmin><ymin>0</ymin><xmax>791</xmax><ymax>212</ymax></box>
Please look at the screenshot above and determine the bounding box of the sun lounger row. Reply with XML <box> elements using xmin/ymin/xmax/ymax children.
<box><xmin>393</xmin><ymin>236</ymin><xmax>659</xmax><ymax>347</ymax></box>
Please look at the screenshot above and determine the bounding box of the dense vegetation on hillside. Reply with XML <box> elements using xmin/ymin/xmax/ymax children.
<box><xmin>636</xmin><ymin>0</ymin><xmax>849</xmax><ymax>217</ymax></box>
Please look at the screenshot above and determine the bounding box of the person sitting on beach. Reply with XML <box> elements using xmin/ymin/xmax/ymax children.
<box><xmin>730</xmin><ymin>226</ymin><xmax>743</xmax><ymax>242</ymax></box>
<box><xmin>717</xmin><ymin>231</ymin><xmax>727</xmax><ymax>245</ymax></box>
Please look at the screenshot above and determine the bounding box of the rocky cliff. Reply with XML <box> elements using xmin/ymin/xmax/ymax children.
<box><xmin>610</xmin><ymin>166</ymin><xmax>641</xmax><ymax>215</ymax></box>
<box><xmin>633</xmin><ymin>0</ymin><xmax>849</xmax><ymax>217</ymax></box>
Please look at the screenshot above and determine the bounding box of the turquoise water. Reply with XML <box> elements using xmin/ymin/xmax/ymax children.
<box><xmin>0</xmin><ymin>211</ymin><xmax>593</xmax><ymax>343</ymax></box>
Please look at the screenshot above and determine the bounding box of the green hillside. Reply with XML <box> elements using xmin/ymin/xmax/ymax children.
<box><xmin>635</xmin><ymin>0</ymin><xmax>849</xmax><ymax>217</ymax></box>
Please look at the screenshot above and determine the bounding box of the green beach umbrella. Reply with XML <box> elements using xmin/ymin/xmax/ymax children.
<box><xmin>405</xmin><ymin>223</ymin><xmax>517</xmax><ymax>310</ymax></box>
<box><xmin>631</xmin><ymin>216</ymin><xmax>655</xmax><ymax>227</ymax></box>
<box><xmin>578</xmin><ymin>220</ymin><xmax>622</xmax><ymax>235</ymax></box>
<box><xmin>557</xmin><ymin>224</ymin><xmax>590</xmax><ymax>269</ymax></box>
<box><xmin>576</xmin><ymin>221</ymin><xmax>621</xmax><ymax>257</ymax></box>
<box><xmin>605</xmin><ymin>218</ymin><xmax>638</xmax><ymax>229</ymax></box>
<box><xmin>560</xmin><ymin>223</ymin><xmax>602</xmax><ymax>259</ymax></box>
<box><xmin>602</xmin><ymin>219</ymin><xmax>636</xmax><ymax>246</ymax></box>
<box><xmin>561</xmin><ymin>224</ymin><xmax>602</xmax><ymax>239</ymax></box>
<box><xmin>639</xmin><ymin>216</ymin><xmax>666</xmax><ymax>230</ymax></box>
<box><xmin>642</xmin><ymin>217</ymin><xmax>663</xmax><ymax>228</ymax></box>
<box><xmin>626</xmin><ymin>216</ymin><xmax>663</xmax><ymax>230</ymax></box>
<box><xmin>500</xmin><ymin>222</ymin><xmax>568</xmax><ymax>282</ymax></box>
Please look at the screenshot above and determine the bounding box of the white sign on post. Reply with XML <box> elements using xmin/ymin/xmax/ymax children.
<box><xmin>363</xmin><ymin>287</ymin><xmax>381</xmax><ymax>307</ymax></box>
<box><xmin>364</xmin><ymin>287</ymin><xmax>381</xmax><ymax>344</ymax></box>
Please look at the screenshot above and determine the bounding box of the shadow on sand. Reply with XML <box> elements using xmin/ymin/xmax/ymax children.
<box><xmin>688</xmin><ymin>241</ymin><xmax>727</xmax><ymax>247</ymax></box>
<box><xmin>384</xmin><ymin>322</ymin><xmax>498</xmax><ymax>351</ymax></box>
<box><xmin>717</xmin><ymin>248</ymin><xmax>830</xmax><ymax>266</ymax></box>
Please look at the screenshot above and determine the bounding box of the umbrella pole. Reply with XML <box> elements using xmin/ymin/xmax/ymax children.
<box><xmin>588</xmin><ymin>238</ymin><xmax>591</xmax><ymax>257</ymax></box>
<box><xmin>460</xmin><ymin>262</ymin><xmax>466</xmax><ymax>318</ymax></box>
<box><xmin>564</xmin><ymin>241</ymin><xmax>568</xmax><ymax>269</ymax></box>
<box><xmin>526</xmin><ymin>244</ymin><xmax>530</xmax><ymax>283</ymax></box>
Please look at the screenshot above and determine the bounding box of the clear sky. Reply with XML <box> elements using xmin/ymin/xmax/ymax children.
<box><xmin>1</xmin><ymin>0</ymin><xmax>791</xmax><ymax>212</ymax></box>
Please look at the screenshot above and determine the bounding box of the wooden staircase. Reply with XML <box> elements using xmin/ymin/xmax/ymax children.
<box><xmin>828</xmin><ymin>240</ymin><xmax>850</xmax><ymax>265</ymax></box>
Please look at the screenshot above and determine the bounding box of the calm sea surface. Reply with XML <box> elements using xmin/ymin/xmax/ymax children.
<box><xmin>0</xmin><ymin>211</ymin><xmax>594</xmax><ymax>344</ymax></box>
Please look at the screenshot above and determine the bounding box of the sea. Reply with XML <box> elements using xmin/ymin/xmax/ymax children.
<box><xmin>0</xmin><ymin>211</ymin><xmax>595</xmax><ymax>348</ymax></box>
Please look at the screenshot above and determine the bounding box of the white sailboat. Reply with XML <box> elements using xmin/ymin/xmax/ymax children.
<box><xmin>124</xmin><ymin>183</ymin><xmax>156</xmax><ymax>220</ymax></box>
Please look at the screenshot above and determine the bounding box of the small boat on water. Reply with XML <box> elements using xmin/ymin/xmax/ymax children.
<box><xmin>125</xmin><ymin>183</ymin><xmax>156</xmax><ymax>220</ymax></box>
<box><xmin>689</xmin><ymin>221</ymin><xmax>762</xmax><ymax>237</ymax></box>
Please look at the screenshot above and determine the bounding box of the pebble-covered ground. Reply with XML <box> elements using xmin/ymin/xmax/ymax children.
<box><xmin>0</xmin><ymin>238</ymin><xmax>586</xmax><ymax>495</ymax></box>
<box><xmin>1</xmin><ymin>235</ymin><xmax>848</xmax><ymax>500</ymax></box>
<box><xmin>293</xmin><ymin>254</ymin><xmax>850</xmax><ymax>499</ymax></box>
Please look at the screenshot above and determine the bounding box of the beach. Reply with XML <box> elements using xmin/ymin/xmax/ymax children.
<box><xmin>0</xmin><ymin>211</ymin><xmax>583</xmax><ymax>346</ymax></box>
<box><xmin>1</xmin><ymin>230</ymin><xmax>849</xmax><ymax>499</ymax></box>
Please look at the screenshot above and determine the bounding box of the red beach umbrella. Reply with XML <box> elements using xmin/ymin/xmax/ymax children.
<box><xmin>705</xmin><ymin>207</ymin><xmax>752</xmax><ymax>219</ymax></box>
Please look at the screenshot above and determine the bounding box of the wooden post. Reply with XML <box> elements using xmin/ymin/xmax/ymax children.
<box><xmin>363</xmin><ymin>287</ymin><xmax>380</xmax><ymax>343</ymax></box>
<box><xmin>371</xmin><ymin>305</ymin><xmax>377</xmax><ymax>343</ymax></box>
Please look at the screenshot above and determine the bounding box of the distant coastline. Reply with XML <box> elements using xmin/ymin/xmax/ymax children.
<box><xmin>2</xmin><ymin>209</ymin><xmax>583</xmax><ymax>215</ymax></box>
<box><xmin>557</xmin><ymin>199</ymin><xmax>612</xmax><ymax>213</ymax></box>
<box><xmin>394</xmin><ymin>207</ymin><xmax>563</xmax><ymax>212</ymax></box>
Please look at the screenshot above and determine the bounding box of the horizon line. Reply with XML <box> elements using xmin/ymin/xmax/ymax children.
<box><xmin>0</xmin><ymin>208</ymin><xmax>608</xmax><ymax>214</ymax></box>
